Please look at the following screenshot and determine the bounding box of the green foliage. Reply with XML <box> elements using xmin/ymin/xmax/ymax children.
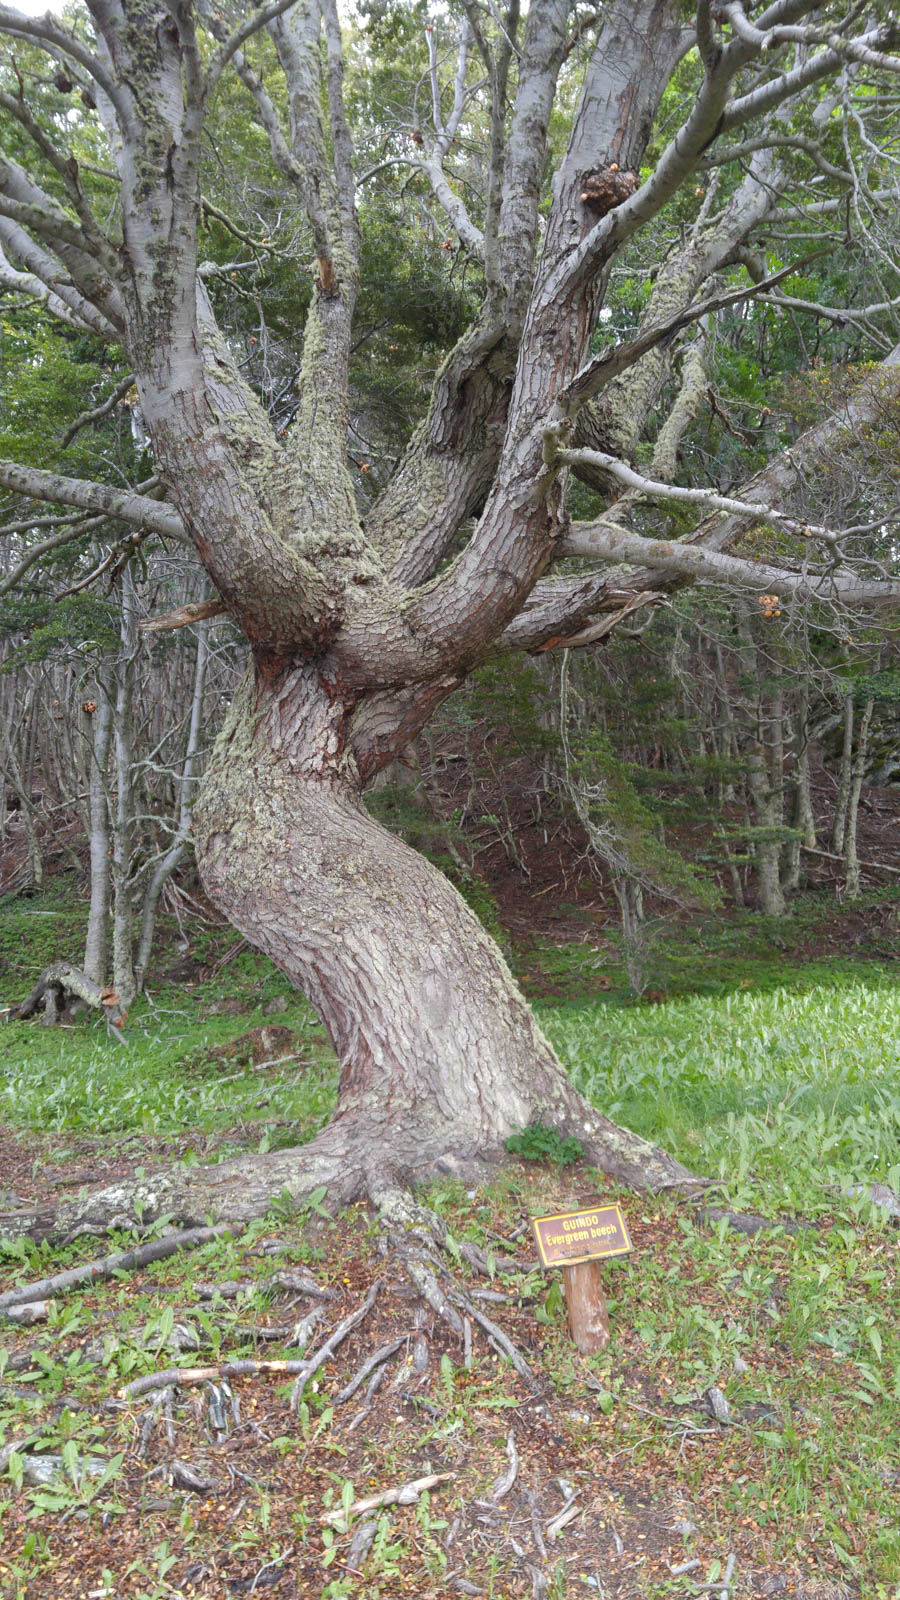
<box><xmin>569</xmin><ymin>726</ymin><xmax>720</xmax><ymax>910</ymax></box>
<box><xmin>0</xmin><ymin>592</ymin><xmax>120</xmax><ymax>666</ymax></box>
<box><xmin>505</xmin><ymin>1121</ymin><xmax>584</xmax><ymax>1167</ymax></box>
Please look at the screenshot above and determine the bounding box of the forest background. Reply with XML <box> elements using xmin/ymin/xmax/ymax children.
<box><xmin>1</xmin><ymin>1</ymin><xmax>900</xmax><ymax>1596</ymax></box>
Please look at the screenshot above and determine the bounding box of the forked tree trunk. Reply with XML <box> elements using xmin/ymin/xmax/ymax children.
<box><xmin>17</xmin><ymin>663</ymin><xmax>696</xmax><ymax>1242</ymax></box>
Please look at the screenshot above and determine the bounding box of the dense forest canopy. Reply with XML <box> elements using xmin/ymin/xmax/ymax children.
<box><xmin>2</xmin><ymin>0</ymin><xmax>900</xmax><ymax>1237</ymax></box>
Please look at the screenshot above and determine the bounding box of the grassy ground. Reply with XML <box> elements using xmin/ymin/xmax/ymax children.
<box><xmin>1</xmin><ymin>887</ymin><xmax>899</xmax><ymax>1599</ymax></box>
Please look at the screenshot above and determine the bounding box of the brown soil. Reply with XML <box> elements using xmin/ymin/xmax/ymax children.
<box><xmin>0</xmin><ymin>1168</ymin><xmax>872</xmax><ymax>1599</ymax></box>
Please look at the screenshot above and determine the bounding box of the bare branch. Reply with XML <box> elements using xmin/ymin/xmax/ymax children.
<box><xmin>205</xmin><ymin>0</ymin><xmax>302</xmax><ymax>94</ymax></box>
<box><xmin>60</xmin><ymin>373</ymin><xmax>136</xmax><ymax>449</ymax></box>
<box><xmin>557</xmin><ymin>445</ymin><xmax>842</xmax><ymax>545</ymax></box>
<box><xmin>700</xmin><ymin>132</ymin><xmax>851</xmax><ymax>185</ymax></box>
<box><xmin>720</xmin><ymin>25</ymin><xmax>900</xmax><ymax>133</ymax></box>
<box><xmin>0</xmin><ymin>519</ymin><xmax>98</xmax><ymax>599</ymax></box>
<box><xmin>561</xmin><ymin>519</ymin><xmax>900</xmax><ymax>610</ymax></box>
<box><xmin>0</xmin><ymin>460</ymin><xmax>185</xmax><ymax>540</ymax></box>
<box><xmin>418</xmin><ymin>18</ymin><xmax>486</xmax><ymax>262</ymax></box>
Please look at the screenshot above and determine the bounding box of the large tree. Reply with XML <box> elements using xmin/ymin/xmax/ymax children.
<box><xmin>2</xmin><ymin>0</ymin><xmax>900</xmax><ymax>1239</ymax></box>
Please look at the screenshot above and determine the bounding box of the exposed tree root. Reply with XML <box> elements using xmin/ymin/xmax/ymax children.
<box><xmin>0</xmin><ymin>1093</ymin><xmax>703</xmax><ymax>1245</ymax></box>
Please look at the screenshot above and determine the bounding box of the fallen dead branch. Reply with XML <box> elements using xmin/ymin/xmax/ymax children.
<box><xmin>121</xmin><ymin>1357</ymin><xmax>318</xmax><ymax>1399</ymax></box>
<box><xmin>1</xmin><ymin>1299</ymin><xmax>52</xmax><ymax>1324</ymax></box>
<box><xmin>322</xmin><ymin>1471</ymin><xmax>455</xmax><ymax>1529</ymax></box>
<box><xmin>9</xmin><ymin>962</ymin><xmax>129</xmax><ymax>1029</ymax></box>
<box><xmin>0</xmin><ymin>1224</ymin><xmax>238</xmax><ymax>1312</ymax></box>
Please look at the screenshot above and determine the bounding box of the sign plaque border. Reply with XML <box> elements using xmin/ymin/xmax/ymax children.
<box><xmin>531</xmin><ymin>1203</ymin><xmax>632</xmax><ymax>1269</ymax></box>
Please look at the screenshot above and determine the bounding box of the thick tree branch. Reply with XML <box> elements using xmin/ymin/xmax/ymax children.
<box><xmin>0</xmin><ymin>217</ymin><xmax>119</xmax><ymax>338</ymax></box>
<box><xmin>562</xmin><ymin>519</ymin><xmax>900</xmax><ymax>610</ymax></box>
<box><xmin>0</xmin><ymin>461</ymin><xmax>185</xmax><ymax>541</ymax></box>
<box><xmin>367</xmin><ymin>0</ymin><xmax>571</xmax><ymax>586</ymax></box>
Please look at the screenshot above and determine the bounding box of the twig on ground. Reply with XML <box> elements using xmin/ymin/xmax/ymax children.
<box><xmin>670</xmin><ymin>1559</ymin><xmax>702</xmax><ymax>1576</ymax></box>
<box><xmin>215</xmin><ymin>1053</ymin><xmax>301</xmax><ymax>1086</ymax></box>
<box><xmin>0</xmin><ymin>1225</ymin><xmax>238</xmax><ymax>1311</ymax></box>
<box><xmin>121</xmin><ymin>1358</ymin><xmax>318</xmax><ymax>1399</ymax></box>
<box><xmin>720</xmin><ymin>1554</ymin><xmax>736</xmax><ymax>1600</ymax></box>
<box><xmin>491</xmin><ymin>1429</ymin><xmax>519</xmax><ymax>1500</ymax></box>
<box><xmin>453</xmin><ymin>1291</ymin><xmax>535</xmax><ymax>1384</ymax></box>
<box><xmin>322</xmin><ymin>1471</ymin><xmax>455</xmax><ymax>1530</ymax></box>
<box><xmin>546</xmin><ymin>1494</ymin><xmax>580</xmax><ymax>1540</ymax></box>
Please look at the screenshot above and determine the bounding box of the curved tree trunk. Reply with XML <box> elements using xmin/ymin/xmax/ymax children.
<box><xmin>14</xmin><ymin>663</ymin><xmax>697</xmax><ymax>1242</ymax></box>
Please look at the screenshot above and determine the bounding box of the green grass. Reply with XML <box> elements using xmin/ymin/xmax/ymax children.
<box><xmin>544</xmin><ymin>983</ymin><xmax>900</xmax><ymax>1215</ymax></box>
<box><xmin>3</xmin><ymin>890</ymin><xmax>900</xmax><ymax>1224</ymax></box>
<box><xmin>0</xmin><ymin>899</ymin><xmax>339</xmax><ymax>1158</ymax></box>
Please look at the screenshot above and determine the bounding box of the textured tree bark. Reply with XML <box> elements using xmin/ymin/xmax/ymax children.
<box><xmin>7</xmin><ymin>660</ymin><xmax>696</xmax><ymax>1241</ymax></box>
<box><xmin>194</xmin><ymin>667</ymin><xmax>697</xmax><ymax>1185</ymax></box>
<box><xmin>831</xmin><ymin>689</ymin><xmax>855</xmax><ymax>855</ymax></box>
<box><xmin>16</xmin><ymin>0</ymin><xmax>893</xmax><ymax>1240</ymax></box>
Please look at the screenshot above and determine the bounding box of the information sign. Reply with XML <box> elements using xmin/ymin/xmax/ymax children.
<box><xmin>532</xmin><ymin>1204</ymin><xmax>632</xmax><ymax>1269</ymax></box>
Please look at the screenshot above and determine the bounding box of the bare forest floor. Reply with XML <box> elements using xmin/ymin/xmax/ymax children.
<box><xmin>1</xmin><ymin>771</ymin><xmax>900</xmax><ymax>1600</ymax></box>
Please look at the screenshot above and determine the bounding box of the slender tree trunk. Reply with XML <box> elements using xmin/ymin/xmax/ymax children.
<box><xmin>134</xmin><ymin>620</ymin><xmax>210</xmax><ymax>990</ymax></box>
<box><xmin>843</xmin><ymin>697</ymin><xmax>874</xmax><ymax>900</ymax></box>
<box><xmin>831</xmin><ymin>689</ymin><xmax>854</xmax><ymax>855</ymax></box>
<box><xmin>111</xmin><ymin>569</ymin><xmax>138</xmax><ymax>1008</ymax></box>
<box><xmin>736</xmin><ymin>613</ymin><xmax>785</xmax><ymax>916</ymax></box>
<box><xmin>83</xmin><ymin>689</ymin><xmax>113</xmax><ymax>986</ymax></box>
<box><xmin>783</xmin><ymin>687</ymin><xmax>816</xmax><ymax>894</ymax></box>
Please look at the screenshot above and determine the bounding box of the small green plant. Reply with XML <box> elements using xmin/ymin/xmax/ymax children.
<box><xmin>505</xmin><ymin>1120</ymin><xmax>584</xmax><ymax>1167</ymax></box>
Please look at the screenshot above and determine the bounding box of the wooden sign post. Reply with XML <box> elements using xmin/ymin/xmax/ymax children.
<box><xmin>531</xmin><ymin>1205</ymin><xmax>632</xmax><ymax>1354</ymax></box>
